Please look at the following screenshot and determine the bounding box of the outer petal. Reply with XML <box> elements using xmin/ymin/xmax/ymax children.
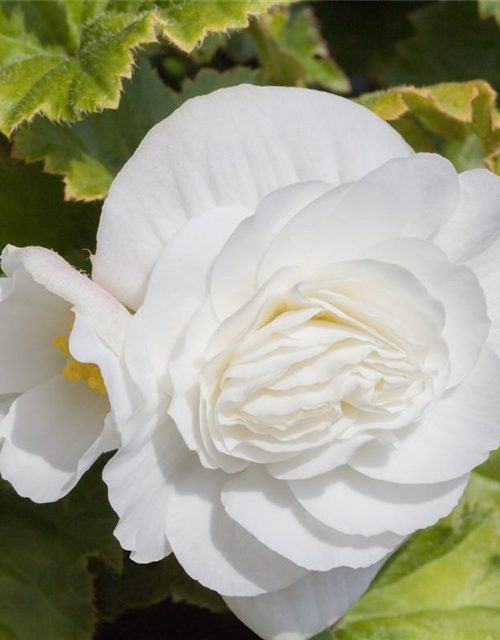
<box><xmin>103</xmin><ymin>404</ymin><xmax>188</xmax><ymax>563</ymax></box>
<box><xmin>93</xmin><ymin>85</ymin><xmax>412</xmax><ymax>309</ymax></box>
<box><xmin>221</xmin><ymin>466</ymin><xmax>402</xmax><ymax>571</ymax></box>
<box><xmin>363</xmin><ymin>238</ymin><xmax>490</xmax><ymax>387</ymax></box>
<box><xmin>267</xmin><ymin>434</ymin><xmax>375</xmax><ymax>481</ymax></box>
<box><xmin>432</xmin><ymin>170</ymin><xmax>500</xmax><ymax>358</ymax></box>
<box><xmin>210</xmin><ymin>181</ymin><xmax>332</xmax><ymax>321</ymax></box>
<box><xmin>224</xmin><ymin>562</ymin><xmax>383</xmax><ymax>640</ymax></box>
<box><xmin>0</xmin><ymin>277</ymin><xmax>13</xmax><ymax>299</ymax></box>
<box><xmin>467</xmin><ymin>242</ymin><xmax>500</xmax><ymax>358</ymax></box>
<box><xmin>432</xmin><ymin>169</ymin><xmax>500</xmax><ymax>263</ymax></box>
<box><xmin>165</xmin><ymin>463</ymin><xmax>307</xmax><ymax>596</ymax></box>
<box><xmin>350</xmin><ymin>346</ymin><xmax>500</xmax><ymax>484</ymax></box>
<box><xmin>69</xmin><ymin>312</ymin><xmax>140</xmax><ymax>425</ymax></box>
<box><xmin>124</xmin><ymin>307</ymin><xmax>163</xmax><ymax>412</ymax></box>
<box><xmin>166</xmin><ymin>297</ymin><xmax>246</xmax><ymax>473</ymax></box>
<box><xmin>290</xmin><ymin>466</ymin><xmax>468</xmax><ymax>537</ymax></box>
<box><xmin>0</xmin><ymin>267</ymin><xmax>70</xmax><ymax>393</ymax></box>
<box><xmin>3</xmin><ymin>245</ymin><xmax>130</xmax><ymax>355</ymax></box>
<box><xmin>0</xmin><ymin>375</ymin><xmax>110</xmax><ymax>502</ymax></box>
<box><xmin>259</xmin><ymin>154</ymin><xmax>459</xmax><ymax>284</ymax></box>
<box><xmin>143</xmin><ymin>205</ymin><xmax>251</xmax><ymax>390</ymax></box>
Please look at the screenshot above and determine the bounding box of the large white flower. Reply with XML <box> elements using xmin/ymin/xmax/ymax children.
<box><xmin>95</xmin><ymin>86</ymin><xmax>500</xmax><ymax>640</ymax></box>
<box><xmin>0</xmin><ymin>245</ymin><xmax>134</xmax><ymax>502</ymax></box>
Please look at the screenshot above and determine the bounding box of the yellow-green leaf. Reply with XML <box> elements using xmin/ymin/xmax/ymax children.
<box><xmin>153</xmin><ymin>0</ymin><xmax>292</xmax><ymax>53</ymax></box>
<box><xmin>479</xmin><ymin>0</ymin><xmax>500</xmax><ymax>26</ymax></box>
<box><xmin>0</xmin><ymin>0</ymin><xmax>158</xmax><ymax>136</ymax></box>
<box><xmin>14</xmin><ymin>61</ymin><xmax>267</xmax><ymax>201</ymax></box>
<box><xmin>109</xmin><ymin>0</ymin><xmax>295</xmax><ymax>52</ymax></box>
<box><xmin>357</xmin><ymin>80</ymin><xmax>500</xmax><ymax>174</ymax></box>
<box><xmin>0</xmin><ymin>0</ymin><xmax>288</xmax><ymax>136</ymax></box>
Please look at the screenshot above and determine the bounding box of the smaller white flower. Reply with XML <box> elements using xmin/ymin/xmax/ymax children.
<box><xmin>0</xmin><ymin>245</ymin><xmax>133</xmax><ymax>502</ymax></box>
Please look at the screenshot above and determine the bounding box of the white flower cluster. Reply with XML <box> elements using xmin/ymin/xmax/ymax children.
<box><xmin>1</xmin><ymin>86</ymin><xmax>500</xmax><ymax>640</ymax></box>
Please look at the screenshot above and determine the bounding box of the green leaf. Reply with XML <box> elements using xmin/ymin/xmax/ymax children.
<box><xmin>312</xmin><ymin>450</ymin><xmax>500</xmax><ymax>640</ymax></box>
<box><xmin>386</xmin><ymin>2</ymin><xmax>500</xmax><ymax>91</ymax></box>
<box><xmin>0</xmin><ymin>462</ymin><xmax>120</xmax><ymax>640</ymax></box>
<box><xmin>14</xmin><ymin>61</ymin><xmax>267</xmax><ymax>201</ymax></box>
<box><xmin>93</xmin><ymin>554</ymin><xmax>226</xmax><ymax>623</ymax></box>
<box><xmin>0</xmin><ymin>0</ymin><xmax>157</xmax><ymax>136</ymax></box>
<box><xmin>151</xmin><ymin>0</ymin><xmax>292</xmax><ymax>53</ymax></box>
<box><xmin>357</xmin><ymin>80</ymin><xmax>500</xmax><ymax>176</ymax></box>
<box><xmin>0</xmin><ymin>160</ymin><xmax>100</xmax><ymax>271</ymax></box>
<box><xmin>250</xmin><ymin>5</ymin><xmax>350</xmax><ymax>93</ymax></box>
<box><xmin>0</xmin><ymin>0</ymin><xmax>290</xmax><ymax>136</ymax></box>
<box><xmin>13</xmin><ymin>59</ymin><xmax>178</xmax><ymax>201</ymax></box>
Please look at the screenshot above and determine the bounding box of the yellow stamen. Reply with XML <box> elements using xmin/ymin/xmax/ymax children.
<box><xmin>52</xmin><ymin>333</ymin><xmax>107</xmax><ymax>395</ymax></box>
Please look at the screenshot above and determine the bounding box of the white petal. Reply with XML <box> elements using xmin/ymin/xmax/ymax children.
<box><xmin>432</xmin><ymin>170</ymin><xmax>500</xmax><ymax>360</ymax></box>
<box><xmin>69</xmin><ymin>311</ymin><xmax>140</xmax><ymax>426</ymax></box>
<box><xmin>467</xmin><ymin>245</ymin><xmax>500</xmax><ymax>360</ymax></box>
<box><xmin>3</xmin><ymin>245</ymin><xmax>130</xmax><ymax>355</ymax></box>
<box><xmin>167</xmin><ymin>298</ymin><xmax>247</xmax><ymax>472</ymax></box>
<box><xmin>224</xmin><ymin>562</ymin><xmax>383</xmax><ymax>640</ymax></box>
<box><xmin>0</xmin><ymin>268</ymin><xmax>70</xmax><ymax>393</ymax></box>
<box><xmin>104</xmin><ymin>404</ymin><xmax>188</xmax><ymax>563</ymax></box>
<box><xmin>290</xmin><ymin>466</ymin><xmax>468</xmax><ymax>536</ymax></box>
<box><xmin>124</xmin><ymin>308</ymin><xmax>163</xmax><ymax>412</ymax></box>
<box><xmin>0</xmin><ymin>277</ymin><xmax>13</xmax><ymax>299</ymax></box>
<box><xmin>93</xmin><ymin>85</ymin><xmax>412</xmax><ymax>309</ymax></box>
<box><xmin>350</xmin><ymin>346</ymin><xmax>500</xmax><ymax>483</ymax></box>
<box><xmin>143</xmin><ymin>206</ymin><xmax>251</xmax><ymax>391</ymax></box>
<box><xmin>78</xmin><ymin>410</ymin><xmax>120</xmax><ymax>475</ymax></box>
<box><xmin>364</xmin><ymin>238</ymin><xmax>490</xmax><ymax>387</ymax></box>
<box><xmin>211</xmin><ymin>181</ymin><xmax>332</xmax><ymax>321</ymax></box>
<box><xmin>222</xmin><ymin>466</ymin><xmax>401</xmax><ymax>571</ymax></box>
<box><xmin>432</xmin><ymin>169</ymin><xmax>500</xmax><ymax>262</ymax></box>
<box><xmin>0</xmin><ymin>375</ymin><xmax>109</xmax><ymax>502</ymax></box>
<box><xmin>165</xmin><ymin>463</ymin><xmax>307</xmax><ymax>596</ymax></box>
<box><xmin>309</xmin><ymin>259</ymin><xmax>446</xmax><ymax>337</ymax></box>
<box><xmin>267</xmin><ymin>434</ymin><xmax>375</xmax><ymax>480</ymax></box>
<box><xmin>259</xmin><ymin>154</ymin><xmax>459</xmax><ymax>283</ymax></box>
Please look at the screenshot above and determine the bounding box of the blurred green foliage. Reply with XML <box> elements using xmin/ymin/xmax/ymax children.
<box><xmin>0</xmin><ymin>161</ymin><xmax>100</xmax><ymax>271</ymax></box>
<box><xmin>386</xmin><ymin>2</ymin><xmax>500</xmax><ymax>90</ymax></box>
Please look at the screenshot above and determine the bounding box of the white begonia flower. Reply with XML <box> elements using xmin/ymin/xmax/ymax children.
<box><xmin>0</xmin><ymin>245</ymin><xmax>134</xmax><ymax>503</ymax></box>
<box><xmin>94</xmin><ymin>86</ymin><xmax>500</xmax><ymax>640</ymax></box>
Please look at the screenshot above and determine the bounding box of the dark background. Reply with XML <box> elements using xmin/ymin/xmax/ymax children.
<box><xmin>95</xmin><ymin>600</ymin><xmax>260</xmax><ymax>640</ymax></box>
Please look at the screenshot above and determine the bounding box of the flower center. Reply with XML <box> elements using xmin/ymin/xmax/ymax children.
<box><xmin>186</xmin><ymin>264</ymin><xmax>449</xmax><ymax>471</ymax></box>
<box><xmin>52</xmin><ymin>332</ymin><xmax>106</xmax><ymax>395</ymax></box>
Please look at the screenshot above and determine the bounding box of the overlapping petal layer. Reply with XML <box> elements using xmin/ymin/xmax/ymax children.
<box><xmin>93</xmin><ymin>85</ymin><xmax>412</xmax><ymax>309</ymax></box>
<box><xmin>97</xmin><ymin>88</ymin><xmax>500</xmax><ymax>640</ymax></box>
